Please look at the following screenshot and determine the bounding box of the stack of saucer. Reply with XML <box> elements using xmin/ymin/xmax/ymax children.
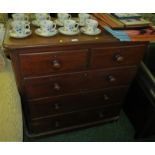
<box><xmin>9</xmin><ymin>29</ymin><xmax>32</xmax><ymax>38</ymax></box>
<box><xmin>58</xmin><ymin>27</ymin><xmax>80</xmax><ymax>36</ymax></box>
<box><xmin>35</xmin><ymin>27</ymin><xmax>58</xmax><ymax>37</ymax></box>
<box><xmin>80</xmin><ymin>27</ymin><xmax>101</xmax><ymax>35</ymax></box>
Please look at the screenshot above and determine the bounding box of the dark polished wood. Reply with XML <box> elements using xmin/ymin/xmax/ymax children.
<box><xmin>4</xmin><ymin>26</ymin><xmax>118</xmax><ymax>49</ymax></box>
<box><xmin>23</xmin><ymin>67</ymin><xmax>136</xmax><ymax>99</ymax></box>
<box><xmin>3</xmin><ymin>23</ymin><xmax>148</xmax><ymax>137</ymax></box>
<box><xmin>19</xmin><ymin>49</ymin><xmax>88</xmax><ymax>77</ymax></box>
<box><xmin>91</xmin><ymin>45</ymin><xmax>146</xmax><ymax>69</ymax></box>
<box><xmin>28</xmin><ymin>86</ymin><xmax>128</xmax><ymax>119</ymax></box>
<box><xmin>30</xmin><ymin>104</ymin><xmax>122</xmax><ymax>134</ymax></box>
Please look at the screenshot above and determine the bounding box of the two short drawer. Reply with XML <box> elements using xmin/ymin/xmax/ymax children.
<box><xmin>28</xmin><ymin>86</ymin><xmax>128</xmax><ymax>119</ymax></box>
<box><xmin>24</xmin><ymin>67</ymin><xmax>136</xmax><ymax>99</ymax></box>
<box><xmin>19</xmin><ymin>45</ymin><xmax>145</xmax><ymax>77</ymax></box>
<box><xmin>30</xmin><ymin>104</ymin><xmax>121</xmax><ymax>134</ymax></box>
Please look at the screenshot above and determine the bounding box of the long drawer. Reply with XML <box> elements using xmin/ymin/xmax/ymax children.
<box><xmin>91</xmin><ymin>45</ymin><xmax>145</xmax><ymax>69</ymax></box>
<box><xmin>24</xmin><ymin>67</ymin><xmax>136</xmax><ymax>99</ymax></box>
<box><xmin>30</xmin><ymin>104</ymin><xmax>121</xmax><ymax>134</ymax></box>
<box><xmin>28</xmin><ymin>86</ymin><xmax>128</xmax><ymax>119</ymax></box>
<box><xmin>19</xmin><ymin>49</ymin><xmax>88</xmax><ymax>77</ymax></box>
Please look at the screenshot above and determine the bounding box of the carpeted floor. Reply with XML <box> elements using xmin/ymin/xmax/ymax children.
<box><xmin>24</xmin><ymin>110</ymin><xmax>155</xmax><ymax>142</ymax></box>
<box><xmin>0</xmin><ymin>59</ymin><xmax>23</xmax><ymax>142</ymax></box>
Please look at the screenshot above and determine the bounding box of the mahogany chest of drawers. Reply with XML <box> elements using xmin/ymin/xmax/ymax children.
<box><xmin>3</xmin><ymin>27</ymin><xmax>148</xmax><ymax>137</ymax></box>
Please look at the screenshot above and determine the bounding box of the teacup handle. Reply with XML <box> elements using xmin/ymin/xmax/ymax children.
<box><xmin>68</xmin><ymin>14</ymin><xmax>71</xmax><ymax>19</ymax></box>
<box><xmin>47</xmin><ymin>15</ymin><xmax>51</xmax><ymax>20</ymax></box>
<box><xmin>25</xmin><ymin>24</ymin><xmax>30</xmax><ymax>30</ymax></box>
<box><xmin>75</xmin><ymin>23</ymin><xmax>79</xmax><ymax>29</ymax></box>
<box><xmin>52</xmin><ymin>23</ymin><xmax>56</xmax><ymax>29</ymax></box>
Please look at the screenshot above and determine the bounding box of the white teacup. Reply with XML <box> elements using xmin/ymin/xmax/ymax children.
<box><xmin>12</xmin><ymin>13</ymin><xmax>29</xmax><ymax>21</ymax></box>
<box><xmin>39</xmin><ymin>20</ymin><xmax>56</xmax><ymax>34</ymax></box>
<box><xmin>11</xmin><ymin>20</ymin><xmax>31</xmax><ymax>36</ymax></box>
<box><xmin>85</xmin><ymin>19</ymin><xmax>98</xmax><ymax>33</ymax></box>
<box><xmin>57</xmin><ymin>13</ymin><xmax>71</xmax><ymax>24</ymax></box>
<box><xmin>64</xmin><ymin>19</ymin><xmax>79</xmax><ymax>32</ymax></box>
<box><xmin>78</xmin><ymin>13</ymin><xmax>90</xmax><ymax>25</ymax></box>
<box><xmin>35</xmin><ymin>13</ymin><xmax>51</xmax><ymax>21</ymax></box>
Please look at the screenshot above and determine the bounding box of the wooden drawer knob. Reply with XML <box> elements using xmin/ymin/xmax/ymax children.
<box><xmin>54</xmin><ymin>103</ymin><xmax>60</xmax><ymax>110</ymax></box>
<box><xmin>53</xmin><ymin>83</ymin><xmax>61</xmax><ymax>91</ymax></box>
<box><xmin>55</xmin><ymin>121</ymin><xmax>60</xmax><ymax>128</ymax></box>
<box><xmin>52</xmin><ymin>59</ymin><xmax>61</xmax><ymax>69</ymax></box>
<box><xmin>113</xmin><ymin>54</ymin><xmax>124</xmax><ymax>62</ymax></box>
<box><xmin>107</xmin><ymin>75</ymin><xmax>116</xmax><ymax>82</ymax></box>
<box><xmin>103</xmin><ymin>94</ymin><xmax>109</xmax><ymax>100</ymax></box>
<box><xmin>98</xmin><ymin>112</ymin><xmax>104</xmax><ymax>118</ymax></box>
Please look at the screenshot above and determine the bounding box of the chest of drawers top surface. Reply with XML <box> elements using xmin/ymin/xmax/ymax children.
<box><xmin>3</xmin><ymin>26</ymin><xmax>147</xmax><ymax>50</ymax></box>
<box><xmin>3</xmin><ymin>27</ymin><xmax>114</xmax><ymax>49</ymax></box>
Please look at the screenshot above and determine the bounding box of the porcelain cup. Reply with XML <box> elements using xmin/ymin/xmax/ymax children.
<box><xmin>11</xmin><ymin>20</ymin><xmax>31</xmax><ymax>36</ymax></box>
<box><xmin>39</xmin><ymin>20</ymin><xmax>56</xmax><ymax>34</ymax></box>
<box><xmin>12</xmin><ymin>13</ymin><xmax>29</xmax><ymax>21</ymax></box>
<box><xmin>85</xmin><ymin>19</ymin><xmax>98</xmax><ymax>33</ymax></box>
<box><xmin>57</xmin><ymin>13</ymin><xmax>71</xmax><ymax>24</ymax></box>
<box><xmin>78</xmin><ymin>13</ymin><xmax>90</xmax><ymax>25</ymax></box>
<box><xmin>35</xmin><ymin>13</ymin><xmax>51</xmax><ymax>21</ymax></box>
<box><xmin>64</xmin><ymin>19</ymin><xmax>79</xmax><ymax>32</ymax></box>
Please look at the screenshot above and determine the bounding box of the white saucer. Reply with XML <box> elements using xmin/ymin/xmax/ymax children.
<box><xmin>9</xmin><ymin>30</ymin><xmax>32</xmax><ymax>38</ymax></box>
<box><xmin>54</xmin><ymin>19</ymin><xmax>64</xmax><ymax>26</ymax></box>
<box><xmin>80</xmin><ymin>27</ymin><xmax>101</xmax><ymax>35</ymax></box>
<box><xmin>35</xmin><ymin>28</ymin><xmax>58</xmax><ymax>37</ymax></box>
<box><xmin>31</xmin><ymin>20</ymin><xmax>40</xmax><ymax>27</ymax></box>
<box><xmin>58</xmin><ymin>27</ymin><xmax>80</xmax><ymax>36</ymax></box>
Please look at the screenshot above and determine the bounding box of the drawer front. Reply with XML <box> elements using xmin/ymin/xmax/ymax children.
<box><xmin>19</xmin><ymin>49</ymin><xmax>88</xmax><ymax>77</ymax></box>
<box><xmin>30</xmin><ymin>104</ymin><xmax>121</xmax><ymax>134</ymax></box>
<box><xmin>24</xmin><ymin>67</ymin><xmax>136</xmax><ymax>99</ymax></box>
<box><xmin>87</xmin><ymin>67</ymin><xmax>136</xmax><ymax>89</ymax></box>
<box><xmin>29</xmin><ymin>86</ymin><xmax>128</xmax><ymax>119</ymax></box>
<box><xmin>24</xmin><ymin>72</ymin><xmax>88</xmax><ymax>99</ymax></box>
<box><xmin>91</xmin><ymin>45</ymin><xmax>145</xmax><ymax>69</ymax></box>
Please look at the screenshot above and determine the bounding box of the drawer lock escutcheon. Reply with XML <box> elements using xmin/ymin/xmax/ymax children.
<box><xmin>53</xmin><ymin>83</ymin><xmax>61</xmax><ymax>91</ymax></box>
<box><xmin>107</xmin><ymin>75</ymin><xmax>116</xmax><ymax>82</ymax></box>
<box><xmin>54</xmin><ymin>103</ymin><xmax>60</xmax><ymax>110</ymax></box>
<box><xmin>103</xmin><ymin>94</ymin><xmax>109</xmax><ymax>101</ymax></box>
<box><xmin>98</xmin><ymin>112</ymin><xmax>105</xmax><ymax>118</ymax></box>
<box><xmin>52</xmin><ymin>59</ymin><xmax>61</xmax><ymax>69</ymax></box>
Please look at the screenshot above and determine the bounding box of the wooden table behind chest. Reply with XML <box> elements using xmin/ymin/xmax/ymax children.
<box><xmin>3</xmin><ymin>28</ymin><xmax>147</xmax><ymax>137</ymax></box>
